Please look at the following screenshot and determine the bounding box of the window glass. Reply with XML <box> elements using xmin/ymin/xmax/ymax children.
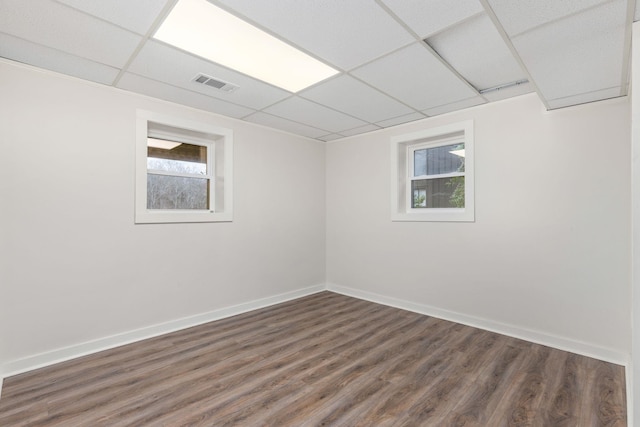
<box><xmin>147</xmin><ymin>139</ymin><xmax>207</xmax><ymax>175</ymax></box>
<box><xmin>413</xmin><ymin>143</ymin><xmax>465</xmax><ymax>177</ymax></box>
<box><xmin>411</xmin><ymin>177</ymin><xmax>465</xmax><ymax>208</ymax></box>
<box><xmin>147</xmin><ymin>175</ymin><xmax>209</xmax><ymax>210</ymax></box>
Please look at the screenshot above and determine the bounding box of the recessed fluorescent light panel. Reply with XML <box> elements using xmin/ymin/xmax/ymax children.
<box><xmin>154</xmin><ymin>0</ymin><xmax>339</xmax><ymax>92</ymax></box>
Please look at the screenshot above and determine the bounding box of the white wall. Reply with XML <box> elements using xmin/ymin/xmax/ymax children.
<box><xmin>326</xmin><ymin>93</ymin><xmax>631</xmax><ymax>363</ymax></box>
<box><xmin>0</xmin><ymin>57</ymin><xmax>632</xmax><ymax>382</ymax></box>
<box><xmin>0</xmin><ymin>61</ymin><xmax>326</xmax><ymax>373</ymax></box>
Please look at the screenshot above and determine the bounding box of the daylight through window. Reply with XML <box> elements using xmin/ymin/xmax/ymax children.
<box><xmin>136</xmin><ymin>110</ymin><xmax>233</xmax><ymax>224</ymax></box>
<box><xmin>147</xmin><ymin>138</ymin><xmax>210</xmax><ymax>210</ymax></box>
<box><xmin>390</xmin><ymin>121</ymin><xmax>474</xmax><ymax>222</ymax></box>
<box><xmin>409</xmin><ymin>139</ymin><xmax>465</xmax><ymax>210</ymax></box>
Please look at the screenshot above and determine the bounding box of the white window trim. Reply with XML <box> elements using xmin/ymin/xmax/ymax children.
<box><xmin>390</xmin><ymin>120</ymin><xmax>474</xmax><ymax>222</ymax></box>
<box><xmin>135</xmin><ymin>110</ymin><xmax>233</xmax><ymax>224</ymax></box>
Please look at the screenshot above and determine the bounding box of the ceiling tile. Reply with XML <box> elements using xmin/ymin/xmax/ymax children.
<box><xmin>0</xmin><ymin>0</ymin><xmax>629</xmax><ymax>140</ymax></box>
<box><xmin>381</xmin><ymin>0</ymin><xmax>483</xmax><ymax>38</ymax></box>
<box><xmin>55</xmin><ymin>0</ymin><xmax>170</xmax><ymax>35</ymax></box>
<box><xmin>340</xmin><ymin>124</ymin><xmax>381</xmax><ymax>137</ymax></box>
<box><xmin>481</xmin><ymin>81</ymin><xmax>535</xmax><ymax>102</ymax></box>
<box><xmin>427</xmin><ymin>13</ymin><xmax>526</xmax><ymax>91</ymax></box>
<box><xmin>117</xmin><ymin>72</ymin><xmax>255</xmax><ymax>118</ymax></box>
<box><xmin>423</xmin><ymin>96</ymin><xmax>486</xmax><ymax>116</ymax></box>
<box><xmin>486</xmin><ymin>0</ymin><xmax>610</xmax><ymax>36</ymax></box>
<box><xmin>215</xmin><ymin>0</ymin><xmax>414</xmax><ymax>70</ymax></box>
<box><xmin>546</xmin><ymin>86</ymin><xmax>622</xmax><ymax>109</ymax></box>
<box><xmin>352</xmin><ymin>43</ymin><xmax>477</xmax><ymax>111</ymax></box>
<box><xmin>127</xmin><ymin>41</ymin><xmax>291</xmax><ymax>110</ymax></box>
<box><xmin>264</xmin><ymin>97</ymin><xmax>367</xmax><ymax>133</ymax></box>
<box><xmin>243</xmin><ymin>112</ymin><xmax>329</xmax><ymax>139</ymax></box>
<box><xmin>511</xmin><ymin>0</ymin><xmax>627</xmax><ymax>102</ymax></box>
<box><xmin>375</xmin><ymin>112</ymin><xmax>426</xmax><ymax>128</ymax></box>
<box><xmin>0</xmin><ymin>33</ymin><xmax>119</xmax><ymax>85</ymax></box>
<box><xmin>300</xmin><ymin>75</ymin><xmax>415</xmax><ymax>123</ymax></box>
<box><xmin>0</xmin><ymin>0</ymin><xmax>142</xmax><ymax>67</ymax></box>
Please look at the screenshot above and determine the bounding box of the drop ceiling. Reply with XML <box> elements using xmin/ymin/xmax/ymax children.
<box><xmin>0</xmin><ymin>0</ymin><xmax>635</xmax><ymax>141</ymax></box>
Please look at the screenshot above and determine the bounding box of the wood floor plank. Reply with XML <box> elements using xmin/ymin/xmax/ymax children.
<box><xmin>584</xmin><ymin>358</ymin><xmax>627</xmax><ymax>427</ymax></box>
<box><xmin>535</xmin><ymin>351</ymin><xmax>580</xmax><ymax>427</ymax></box>
<box><xmin>44</xmin><ymin>300</ymin><xmax>382</xmax><ymax>425</ymax></box>
<box><xmin>441</xmin><ymin>341</ymin><xmax>530</xmax><ymax>426</ymax></box>
<box><xmin>85</xmin><ymin>297</ymin><xmax>397</xmax><ymax>426</ymax></box>
<box><xmin>0</xmin><ymin>291</ymin><xmax>627</xmax><ymax>426</ymax></box>
<box><xmin>393</xmin><ymin>330</ymin><xmax>510</xmax><ymax>426</ymax></box>
<box><xmin>351</xmin><ymin>322</ymin><xmax>476</xmax><ymax>425</ymax></box>
<box><xmin>485</xmin><ymin>344</ymin><xmax>553</xmax><ymax>426</ymax></box>
<box><xmin>157</xmin><ymin>311</ymin><xmax>426</xmax><ymax>426</ymax></box>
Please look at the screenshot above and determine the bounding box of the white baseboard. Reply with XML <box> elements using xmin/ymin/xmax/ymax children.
<box><xmin>1</xmin><ymin>284</ymin><xmax>325</xmax><ymax>379</ymax></box>
<box><xmin>327</xmin><ymin>283</ymin><xmax>629</xmax><ymax>366</ymax></box>
<box><xmin>0</xmin><ymin>282</ymin><xmax>629</xmax><ymax>393</ymax></box>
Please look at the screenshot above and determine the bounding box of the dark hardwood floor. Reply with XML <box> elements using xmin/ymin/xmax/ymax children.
<box><xmin>0</xmin><ymin>291</ymin><xmax>627</xmax><ymax>426</ymax></box>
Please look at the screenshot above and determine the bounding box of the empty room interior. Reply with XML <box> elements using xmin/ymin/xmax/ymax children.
<box><xmin>1</xmin><ymin>0</ymin><xmax>640</xmax><ymax>425</ymax></box>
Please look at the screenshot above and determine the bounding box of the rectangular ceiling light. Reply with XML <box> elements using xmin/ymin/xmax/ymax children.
<box><xmin>154</xmin><ymin>0</ymin><xmax>339</xmax><ymax>93</ymax></box>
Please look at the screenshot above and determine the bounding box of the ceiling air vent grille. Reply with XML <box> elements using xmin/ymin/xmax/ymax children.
<box><xmin>192</xmin><ymin>74</ymin><xmax>239</xmax><ymax>93</ymax></box>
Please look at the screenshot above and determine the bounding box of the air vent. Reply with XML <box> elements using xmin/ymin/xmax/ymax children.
<box><xmin>192</xmin><ymin>74</ymin><xmax>239</xmax><ymax>93</ymax></box>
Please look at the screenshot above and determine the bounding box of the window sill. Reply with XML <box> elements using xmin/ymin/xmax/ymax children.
<box><xmin>135</xmin><ymin>210</ymin><xmax>233</xmax><ymax>224</ymax></box>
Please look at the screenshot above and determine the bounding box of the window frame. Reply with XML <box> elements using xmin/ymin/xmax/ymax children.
<box><xmin>407</xmin><ymin>135</ymin><xmax>466</xmax><ymax>213</ymax></box>
<box><xmin>135</xmin><ymin>110</ymin><xmax>233</xmax><ymax>224</ymax></box>
<box><xmin>390</xmin><ymin>120</ymin><xmax>474</xmax><ymax>222</ymax></box>
<box><xmin>146</xmin><ymin>130</ymin><xmax>213</xmax><ymax>211</ymax></box>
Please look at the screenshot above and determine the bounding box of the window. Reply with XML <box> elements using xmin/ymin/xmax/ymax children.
<box><xmin>409</xmin><ymin>139</ymin><xmax>465</xmax><ymax>209</ymax></box>
<box><xmin>390</xmin><ymin>121</ymin><xmax>474</xmax><ymax>222</ymax></box>
<box><xmin>136</xmin><ymin>110</ymin><xmax>233</xmax><ymax>223</ymax></box>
